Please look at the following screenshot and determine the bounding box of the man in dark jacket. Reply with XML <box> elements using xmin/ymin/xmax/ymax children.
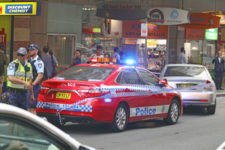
<box><xmin>212</xmin><ymin>51</ymin><xmax>225</xmax><ymax>90</ymax></box>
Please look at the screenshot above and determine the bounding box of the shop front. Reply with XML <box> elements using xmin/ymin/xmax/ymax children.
<box><xmin>122</xmin><ymin>20</ymin><xmax>168</xmax><ymax>71</ymax></box>
<box><xmin>81</xmin><ymin>18</ymin><xmax>123</xmax><ymax>58</ymax></box>
<box><xmin>184</xmin><ymin>28</ymin><xmax>217</xmax><ymax>70</ymax></box>
<box><xmin>180</xmin><ymin>13</ymin><xmax>220</xmax><ymax>78</ymax></box>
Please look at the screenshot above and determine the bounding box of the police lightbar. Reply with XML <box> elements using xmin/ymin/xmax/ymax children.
<box><xmin>124</xmin><ymin>59</ymin><xmax>136</xmax><ymax>66</ymax></box>
<box><xmin>90</xmin><ymin>58</ymin><xmax>117</xmax><ymax>64</ymax></box>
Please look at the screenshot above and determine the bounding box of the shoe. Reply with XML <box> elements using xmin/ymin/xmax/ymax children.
<box><xmin>219</xmin><ymin>88</ymin><xmax>224</xmax><ymax>90</ymax></box>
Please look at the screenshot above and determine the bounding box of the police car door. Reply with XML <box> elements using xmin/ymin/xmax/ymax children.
<box><xmin>116</xmin><ymin>68</ymin><xmax>156</xmax><ymax>121</ymax></box>
<box><xmin>136</xmin><ymin>68</ymin><xmax>168</xmax><ymax>118</ymax></box>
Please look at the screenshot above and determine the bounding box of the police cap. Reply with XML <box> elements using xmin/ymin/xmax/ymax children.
<box><xmin>28</xmin><ymin>44</ymin><xmax>39</xmax><ymax>51</ymax></box>
<box><xmin>17</xmin><ymin>47</ymin><xmax>27</xmax><ymax>56</ymax></box>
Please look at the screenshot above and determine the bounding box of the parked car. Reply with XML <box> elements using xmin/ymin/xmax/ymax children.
<box><xmin>160</xmin><ymin>64</ymin><xmax>216</xmax><ymax>114</ymax></box>
<box><xmin>37</xmin><ymin>64</ymin><xmax>183</xmax><ymax>132</ymax></box>
<box><xmin>0</xmin><ymin>103</ymin><xmax>95</xmax><ymax>150</ymax></box>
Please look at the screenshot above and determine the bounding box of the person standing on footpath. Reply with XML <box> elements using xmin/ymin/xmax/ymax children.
<box><xmin>111</xmin><ymin>47</ymin><xmax>120</xmax><ymax>64</ymax></box>
<box><xmin>212</xmin><ymin>51</ymin><xmax>225</xmax><ymax>90</ymax></box>
<box><xmin>7</xmin><ymin>47</ymin><xmax>34</xmax><ymax>110</ymax></box>
<box><xmin>42</xmin><ymin>46</ymin><xmax>58</xmax><ymax>79</ymax></box>
<box><xmin>0</xmin><ymin>44</ymin><xmax>8</xmax><ymax>98</ymax></box>
<box><xmin>71</xmin><ymin>50</ymin><xmax>81</xmax><ymax>66</ymax></box>
<box><xmin>27</xmin><ymin>44</ymin><xmax>44</xmax><ymax>114</ymax></box>
<box><xmin>177</xmin><ymin>47</ymin><xmax>187</xmax><ymax>64</ymax></box>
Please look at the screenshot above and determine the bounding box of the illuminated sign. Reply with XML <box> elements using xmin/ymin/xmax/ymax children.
<box><xmin>0</xmin><ymin>2</ymin><xmax>37</xmax><ymax>15</ymax></box>
<box><xmin>217</xmin><ymin>15</ymin><xmax>225</xmax><ymax>25</ymax></box>
<box><xmin>205</xmin><ymin>28</ymin><xmax>218</xmax><ymax>40</ymax></box>
<box><xmin>92</xmin><ymin>28</ymin><xmax>101</xmax><ymax>33</ymax></box>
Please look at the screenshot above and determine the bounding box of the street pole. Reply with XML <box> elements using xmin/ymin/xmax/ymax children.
<box><xmin>144</xmin><ymin>21</ymin><xmax>148</xmax><ymax>68</ymax></box>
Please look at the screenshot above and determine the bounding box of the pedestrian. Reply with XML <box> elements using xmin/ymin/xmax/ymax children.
<box><xmin>0</xmin><ymin>43</ymin><xmax>8</xmax><ymax>98</ymax></box>
<box><xmin>27</xmin><ymin>44</ymin><xmax>44</xmax><ymax>114</ymax></box>
<box><xmin>212</xmin><ymin>51</ymin><xmax>225</xmax><ymax>90</ymax></box>
<box><xmin>42</xmin><ymin>46</ymin><xmax>58</xmax><ymax>78</ymax></box>
<box><xmin>7</xmin><ymin>47</ymin><xmax>34</xmax><ymax>110</ymax></box>
<box><xmin>177</xmin><ymin>47</ymin><xmax>187</xmax><ymax>64</ymax></box>
<box><xmin>71</xmin><ymin>49</ymin><xmax>81</xmax><ymax>66</ymax></box>
<box><xmin>89</xmin><ymin>45</ymin><xmax>104</xmax><ymax>59</ymax></box>
<box><xmin>119</xmin><ymin>51</ymin><xmax>125</xmax><ymax>65</ymax></box>
<box><xmin>111</xmin><ymin>47</ymin><xmax>120</xmax><ymax>64</ymax></box>
<box><xmin>104</xmin><ymin>52</ymin><xmax>110</xmax><ymax>58</ymax></box>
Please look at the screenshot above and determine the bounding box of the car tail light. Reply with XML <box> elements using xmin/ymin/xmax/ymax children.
<box><xmin>203</xmin><ymin>80</ymin><xmax>213</xmax><ymax>91</ymax></box>
<box><xmin>40</xmin><ymin>87</ymin><xmax>50</xmax><ymax>95</ymax></box>
<box><xmin>78</xmin><ymin>88</ymin><xmax>110</xmax><ymax>98</ymax></box>
<box><xmin>206</xmin><ymin>80</ymin><xmax>211</xmax><ymax>84</ymax></box>
<box><xmin>200</xmin><ymin>100</ymin><xmax>208</xmax><ymax>102</ymax></box>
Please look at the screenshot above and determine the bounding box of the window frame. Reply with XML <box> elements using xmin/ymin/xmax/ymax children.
<box><xmin>115</xmin><ymin>68</ymin><xmax>143</xmax><ymax>85</ymax></box>
<box><xmin>136</xmin><ymin>68</ymin><xmax>159</xmax><ymax>86</ymax></box>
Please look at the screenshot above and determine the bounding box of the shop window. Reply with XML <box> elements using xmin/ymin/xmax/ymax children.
<box><xmin>48</xmin><ymin>34</ymin><xmax>75</xmax><ymax>71</ymax></box>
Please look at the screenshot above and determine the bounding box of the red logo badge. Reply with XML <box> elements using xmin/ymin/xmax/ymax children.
<box><xmin>0</xmin><ymin>6</ymin><xmax>2</xmax><ymax>14</ymax></box>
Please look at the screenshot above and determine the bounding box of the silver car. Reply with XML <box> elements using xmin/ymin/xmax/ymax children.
<box><xmin>0</xmin><ymin>103</ymin><xmax>95</xmax><ymax>150</ymax></box>
<box><xmin>160</xmin><ymin>64</ymin><xmax>216</xmax><ymax>114</ymax></box>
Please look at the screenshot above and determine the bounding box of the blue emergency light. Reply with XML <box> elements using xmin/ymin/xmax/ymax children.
<box><xmin>124</xmin><ymin>59</ymin><xmax>136</xmax><ymax>66</ymax></box>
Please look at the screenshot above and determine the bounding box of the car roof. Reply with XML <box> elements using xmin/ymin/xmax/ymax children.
<box><xmin>0</xmin><ymin>103</ymin><xmax>87</xmax><ymax>149</ymax></box>
<box><xmin>165</xmin><ymin>64</ymin><xmax>205</xmax><ymax>67</ymax></box>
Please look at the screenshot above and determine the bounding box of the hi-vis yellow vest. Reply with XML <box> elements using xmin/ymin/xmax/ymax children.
<box><xmin>7</xmin><ymin>59</ymin><xmax>32</xmax><ymax>90</ymax></box>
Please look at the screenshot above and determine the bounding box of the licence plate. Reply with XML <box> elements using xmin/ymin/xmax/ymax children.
<box><xmin>56</xmin><ymin>92</ymin><xmax>71</xmax><ymax>99</ymax></box>
<box><xmin>178</xmin><ymin>84</ymin><xmax>194</xmax><ymax>88</ymax></box>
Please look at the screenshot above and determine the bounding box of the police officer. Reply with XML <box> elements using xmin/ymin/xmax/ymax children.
<box><xmin>27</xmin><ymin>44</ymin><xmax>44</xmax><ymax>114</ymax></box>
<box><xmin>7</xmin><ymin>47</ymin><xmax>34</xmax><ymax>110</ymax></box>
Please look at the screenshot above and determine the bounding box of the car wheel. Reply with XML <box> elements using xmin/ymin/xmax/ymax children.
<box><xmin>111</xmin><ymin>104</ymin><xmax>128</xmax><ymax>132</ymax></box>
<box><xmin>164</xmin><ymin>99</ymin><xmax>180</xmax><ymax>125</ymax></box>
<box><xmin>208</xmin><ymin>99</ymin><xmax>216</xmax><ymax>115</ymax></box>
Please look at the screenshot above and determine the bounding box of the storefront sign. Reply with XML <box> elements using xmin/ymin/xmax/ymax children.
<box><xmin>123</xmin><ymin>20</ymin><xmax>168</xmax><ymax>39</ymax></box>
<box><xmin>186</xmin><ymin>28</ymin><xmax>205</xmax><ymax>40</ymax></box>
<box><xmin>93</xmin><ymin>28</ymin><xmax>101</xmax><ymax>33</ymax></box>
<box><xmin>180</xmin><ymin>13</ymin><xmax>220</xmax><ymax>29</ymax></box>
<box><xmin>141</xmin><ymin>23</ymin><xmax>148</xmax><ymax>37</ymax></box>
<box><xmin>147</xmin><ymin>7</ymin><xmax>189</xmax><ymax>25</ymax></box>
<box><xmin>83</xmin><ymin>27</ymin><xmax>101</xmax><ymax>34</ymax></box>
<box><xmin>205</xmin><ymin>28</ymin><xmax>218</xmax><ymax>40</ymax></box>
<box><xmin>216</xmin><ymin>15</ymin><xmax>225</xmax><ymax>25</ymax></box>
<box><xmin>96</xmin><ymin>2</ymin><xmax>146</xmax><ymax>20</ymax></box>
<box><xmin>0</xmin><ymin>2</ymin><xmax>37</xmax><ymax>15</ymax></box>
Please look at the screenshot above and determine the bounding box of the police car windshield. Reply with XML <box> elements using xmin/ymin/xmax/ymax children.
<box><xmin>57</xmin><ymin>66</ymin><xmax>114</xmax><ymax>81</ymax></box>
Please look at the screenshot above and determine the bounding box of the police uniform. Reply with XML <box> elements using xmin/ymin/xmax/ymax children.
<box><xmin>27</xmin><ymin>55</ymin><xmax>44</xmax><ymax>108</ymax></box>
<box><xmin>7</xmin><ymin>49</ymin><xmax>32</xmax><ymax>110</ymax></box>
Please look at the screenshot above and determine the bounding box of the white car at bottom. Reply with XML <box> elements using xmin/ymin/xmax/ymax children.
<box><xmin>0</xmin><ymin>103</ymin><xmax>95</xmax><ymax>150</ymax></box>
<box><xmin>160</xmin><ymin>64</ymin><xmax>216</xmax><ymax>114</ymax></box>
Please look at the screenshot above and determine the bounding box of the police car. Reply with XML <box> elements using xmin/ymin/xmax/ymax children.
<box><xmin>37</xmin><ymin>62</ymin><xmax>183</xmax><ymax>131</ymax></box>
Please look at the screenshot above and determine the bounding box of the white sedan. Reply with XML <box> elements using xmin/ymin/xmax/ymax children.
<box><xmin>0</xmin><ymin>103</ymin><xmax>95</xmax><ymax>150</ymax></box>
<box><xmin>160</xmin><ymin>64</ymin><xmax>216</xmax><ymax>114</ymax></box>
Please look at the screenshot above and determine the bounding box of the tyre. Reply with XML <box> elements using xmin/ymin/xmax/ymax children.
<box><xmin>164</xmin><ymin>99</ymin><xmax>180</xmax><ymax>125</ymax></box>
<box><xmin>208</xmin><ymin>99</ymin><xmax>216</xmax><ymax>115</ymax></box>
<box><xmin>111</xmin><ymin>104</ymin><xmax>128</xmax><ymax>132</ymax></box>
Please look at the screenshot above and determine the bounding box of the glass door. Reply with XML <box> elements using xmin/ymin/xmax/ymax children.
<box><xmin>48</xmin><ymin>34</ymin><xmax>76</xmax><ymax>71</ymax></box>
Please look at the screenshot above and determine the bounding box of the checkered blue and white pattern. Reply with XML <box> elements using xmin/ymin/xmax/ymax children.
<box><xmin>37</xmin><ymin>102</ymin><xmax>92</xmax><ymax>112</ymax></box>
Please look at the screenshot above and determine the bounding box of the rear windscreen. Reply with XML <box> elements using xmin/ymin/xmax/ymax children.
<box><xmin>164</xmin><ymin>66</ymin><xmax>208</xmax><ymax>78</ymax></box>
<box><xmin>56</xmin><ymin>66</ymin><xmax>115</xmax><ymax>81</ymax></box>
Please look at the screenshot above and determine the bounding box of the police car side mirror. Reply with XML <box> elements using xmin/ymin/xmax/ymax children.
<box><xmin>158</xmin><ymin>79</ymin><xmax>168</xmax><ymax>87</ymax></box>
